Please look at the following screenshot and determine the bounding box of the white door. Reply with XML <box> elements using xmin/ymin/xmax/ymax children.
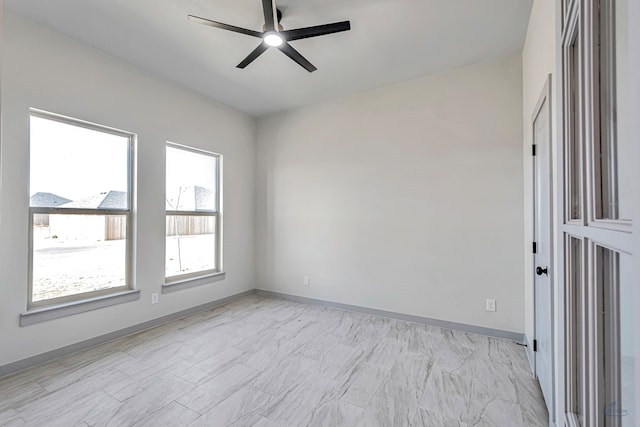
<box><xmin>533</xmin><ymin>76</ymin><xmax>553</xmax><ymax>415</ymax></box>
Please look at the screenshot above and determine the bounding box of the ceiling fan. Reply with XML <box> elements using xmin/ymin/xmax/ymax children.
<box><xmin>188</xmin><ymin>0</ymin><xmax>351</xmax><ymax>72</ymax></box>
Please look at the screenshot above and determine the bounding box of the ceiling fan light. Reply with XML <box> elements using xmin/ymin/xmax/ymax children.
<box><xmin>264</xmin><ymin>32</ymin><xmax>283</xmax><ymax>47</ymax></box>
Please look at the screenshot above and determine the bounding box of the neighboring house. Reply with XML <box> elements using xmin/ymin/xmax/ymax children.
<box><xmin>50</xmin><ymin>191</ymin><xmax>127</xmax><ymax>241</ymax></box>
<box><xmin>30</xmin><ymin>192</ymin><xmax>71</xmax><ymax>226</ymax></box>
<box><xmin>61</xmin><ymin>191</ymin><xmax>128</xmax><ymax>211</ymax></box>
<box><xmin>166</xmin><ymin>185</ymin><xmax>215</xmax><ymax>212</ymax></box>
<box><xmin>166</xmin><ymin>186</ymin><xmax>216</xmax><ymax>236</ymax></box>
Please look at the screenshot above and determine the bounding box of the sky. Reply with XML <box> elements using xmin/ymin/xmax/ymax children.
<box><xmin>166</xmin><ymin>144</ymin><xmax>218</xmax><ymax>210</ymax></box>
<box><xmin>30</xmin><ymin>116</ymin><xmax>129</xmax><ymax>201</ymax></box>
<box><xmin>30</xmin><ymin>116</ymin><xmax>218</xmax><ymax>205</ymax></box>
<box><xmin>166</xmin><ymin>145</ymin><xmax>216</xmax><ymax>193</ymax></box>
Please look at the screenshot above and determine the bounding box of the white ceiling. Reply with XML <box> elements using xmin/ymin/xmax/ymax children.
<box><xmin>4</xmin><ymin>0</ymin><xmax>533</xmax><ymax>117</ymax></box>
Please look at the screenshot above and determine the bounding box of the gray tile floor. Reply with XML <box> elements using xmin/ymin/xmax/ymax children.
<box><xmin>0</xmin><ymin>295</ymin><xmax>549</xmax><ymax>426</ymax></box>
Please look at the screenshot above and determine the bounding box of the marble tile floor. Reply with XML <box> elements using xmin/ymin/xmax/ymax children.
<box><xmin>0</xmin><ymin>295</ymin><xmax>549</xmax><ymax>426</ymax></box>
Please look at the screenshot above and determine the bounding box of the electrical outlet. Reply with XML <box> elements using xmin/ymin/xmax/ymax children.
<box><xmin>486</xmin><ymin>299</ymin><xmax>496</xmax><ymax>312</ymax></box>
<box><xmin>303</xmin><ymin>276</ymin><xmax>310</xmax><ymax>286</ymax></box>
<box><xmin>151</xmin><ymin>293</ymin><xmax>159</xmax><ymax>304</ymax></box>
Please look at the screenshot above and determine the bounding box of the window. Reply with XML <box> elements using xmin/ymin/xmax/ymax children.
<box><xmin>564</xmin><ymin>12</ymin><xmax>583</xmax><ymax>222</ymax></box>
<box><xmin>596</xmin><ymin>246</ymin><xmax>635</xmax><ymax>426</ymax></box>
<box><xmin>165</xmin><ymin>143</ymin><xmax>220</xmax><ymax>282</ymax></box>
<box><xmin>561</xmin><ymin>0</ymin><xmax>635</xmax><ymax>424</ymax></box>
<box><xmin>565</xmin><ymin>236</ymin><xmax>586</xmax><ymax>425</ymax></box>
<box><xmin>595</xmin><ymin>0</ymin><xmax>632</xmax><ymax>222</ymax></box>
<box><xmin>29</xmin><ymin>111</ymin><xmax>133</xmax><ymax>308</ymax></box>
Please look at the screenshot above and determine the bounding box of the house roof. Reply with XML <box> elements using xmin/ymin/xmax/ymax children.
<box><xmin>62</xmin><ymin>191</ymin><xmax>128</xmax><ymax>210</ymax></box>
<box><xmin>30</xmin><ymin>192</ymin><xmax>72</xmax><ymax>208</ymax></box>
<box><xmin>166</xmin><ymin>186</ymin><xmax>216</xmax><ymax>211</ymax></box>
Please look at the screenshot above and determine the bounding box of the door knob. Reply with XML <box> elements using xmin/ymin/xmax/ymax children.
<box><xmin>536</xmin><ymin>266</ymin><xmax>548</xmax><ymax>276</ymax></box>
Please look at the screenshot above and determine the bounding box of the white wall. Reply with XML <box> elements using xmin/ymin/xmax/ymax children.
<box><xmin>521</xmin><ymin>0</ymin><xmax>557</xmax><ymax>359</ymax></box>
<box><xmin>256</xmin><ymin>55</ymin><xmax>525</xmax><ymax>333</ymax></box>
<box><xmin>0</xmin><ymin>13</ymin><xmax>256</xmax><ymax>366</ymax></box>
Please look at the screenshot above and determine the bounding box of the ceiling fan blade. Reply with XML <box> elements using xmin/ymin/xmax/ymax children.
<box><xmin>237</xmin><ymin>43</ymin><xmax>269</xmax><ymax>69</ymax></box>
<box><xmin>281</xmin><ymin>21</ymin><xmax>351</xmax><ymax>41</ymax></box>
<box><xmin>278</xmin><ymin>43</ymin><xmax>317</xmax><ymax>72</ymax></box>
<box><xmin>188</xmin><ymin>15</ymin><xmax>263</xmax><ymax>38</ymax></box>
<box><xmin>262</xmin><ymin>0</ymin><xmax>276</xmax><ymax>31</ymax></box>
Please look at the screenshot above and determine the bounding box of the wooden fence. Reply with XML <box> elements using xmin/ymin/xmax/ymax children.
<box><xmin>166</xmin><ymin>216</ymin><xmax>215</xmax><ymax>237</ymax></box>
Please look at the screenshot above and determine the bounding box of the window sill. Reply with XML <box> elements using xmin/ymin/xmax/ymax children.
<box><xmin>163</xmin><ymin>272</ymin><xmax>226</xmax><ymax>294</ymax></box>
<box><xmin>20</xmin><ymin>290</ymin><xmax>141</xmax><ymax>327</ymax></box>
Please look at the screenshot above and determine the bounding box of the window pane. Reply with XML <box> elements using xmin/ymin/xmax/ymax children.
<box><xmin>598</xmin><ymin>247</ymin><xmax>635</xmax><ymax>425</ymax></box>
<box><xmin>166</xmin><ymin>215</ymin><xmax>217</xmax><ymax>277</ymax></box>
<box><xmin>619</xmin><ymin>254</ymin><xmax>635</xmax><ymax>425</ymax></box>
<box><xmin>32</xmin><ymin>214</ymin><xmax>127</xmax><ymax>302</ymax></box>
<box><xmin>166</xmin><ymin>146</ymin><xmax>217</xmax><ymax>211</ymax></box>
<box><xmin>568</xmin><ymin>29</ymin><xmax>582</xmax><ymax>220</ymax></box>
<box><xmin>568</xmin><ymin>236</ymin><xmax>585</xmax><ymax>421</ymax></box>
<box><xmin>598</xmin><ymin>0</ymin><xmax>632</xmax><ymax>220</ymax></box>
<box><xmin>30</xmin><ymin>116</ymin><xmax>130</xmax><ymax>208</ymax></box>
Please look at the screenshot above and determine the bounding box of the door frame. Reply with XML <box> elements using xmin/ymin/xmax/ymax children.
<box><xmin>532</xmin><ymin>74</ymin><xmax>555</xmax><ymax>418</ymax></box>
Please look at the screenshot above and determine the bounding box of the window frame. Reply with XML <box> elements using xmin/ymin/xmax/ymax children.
<box><xmin>27</xmin><ymin>109</ymin><xmax>135</xmax><ymax>309</ymax></box>
<box><xmin>562</xmin><ymin>0</ymin><xmax>578</xmax><ymax>32</ymax></box>
<box><xmin>560</xmin><ymin>0</ymin><xmax>635</xmax><ymax>424</ymax></box>
<box><xmin>563</xmin><ymin>0</ymin><xmax>584</xmax><ymax>225</ymax></box>
<box><xmin>593</xmin><ymin>244</ymin><xmax>622</xmax><ymax>427</ymax></box>
<box><xmin>164</xmin><ymin>142</ymin><xmax>222</xmax><ymax>285</ymax></box>
<box><xmin>564</xmin><ymin>234</ymin><xmax>587</xmax><ymax>427</ymax></box>
<box><xmin>587</xmin><ymin>0</ymin><xmax>632</xmax><ymax>230</ymax></box>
